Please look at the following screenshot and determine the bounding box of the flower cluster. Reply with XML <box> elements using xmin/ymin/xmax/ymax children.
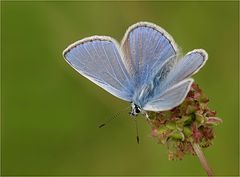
<box><xmin>148</xmin><ymin>83</ymin><xmax>222</xmax><ymax>160</ymax></box>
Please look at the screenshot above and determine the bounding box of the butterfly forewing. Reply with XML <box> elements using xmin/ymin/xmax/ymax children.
<box><xmin>121</xmin><ymin>22</ymin><xmax>178</xmax><ymax>87</ymax></box>
<box><xmin>63</xmin><ymin>36</ymin><xmax>133</xmax><ymax>101</ymax></box>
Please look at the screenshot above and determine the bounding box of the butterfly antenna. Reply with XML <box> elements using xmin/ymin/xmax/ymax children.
<box><xmin>135</xmin><ymin>118</ymin><xmax>140</xmax><ymax>144</ymax></box>
<box><xmin>98</xmin><ymin>106</ymin><xmax>130</xmax><ymax>128</ymax></box>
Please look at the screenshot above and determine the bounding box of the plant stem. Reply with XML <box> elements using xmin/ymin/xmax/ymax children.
<box><xmin>192</xmin><ymin>143</ymin><xmax>214</xmax><ymax>177</ymax></box>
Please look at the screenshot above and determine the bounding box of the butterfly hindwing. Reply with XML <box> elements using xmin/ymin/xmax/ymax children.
<box><xmin>143</xmin><ymin>78</ymin><xmax>193</xmax><ymax>111</ymax></box>
<box><xmin>160</xmin><ymin>49</ymin><xmax>208</xmax><ymax>90</ymax></box>
<box><xmin>142</xmin><ymin>49</ymin><xmax>207</xmax><ymax>111</ymax></box>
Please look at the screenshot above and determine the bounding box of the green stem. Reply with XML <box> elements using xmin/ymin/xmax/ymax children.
<box><xmin>192</xmin><ymin>143</ymin><xmax>214</xmax><ymax>177</ymax></box>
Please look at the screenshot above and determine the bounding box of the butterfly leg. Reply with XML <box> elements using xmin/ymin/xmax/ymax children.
<box><xmin>141</xmin><ymin>110</ymin><xmax>150</xmax><ymax>121</ymax></box>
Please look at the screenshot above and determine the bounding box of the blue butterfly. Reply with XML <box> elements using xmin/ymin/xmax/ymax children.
<box><xmin>63</xmin><ymin>22</ymin><xmax>207</xmax><ymax>118</ymax></box>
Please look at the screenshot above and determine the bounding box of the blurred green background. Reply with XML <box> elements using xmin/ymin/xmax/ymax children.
<box><xmin>1</xmin><ymin>1</ymin><xmax>239</xmax><ymax>176</ymax></box>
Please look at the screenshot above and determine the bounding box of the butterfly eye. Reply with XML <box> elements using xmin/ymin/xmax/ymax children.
<box><xmin>136</xmin><ymin>107</ymin><xmax>141</xmax><ymax>113</ymax></box>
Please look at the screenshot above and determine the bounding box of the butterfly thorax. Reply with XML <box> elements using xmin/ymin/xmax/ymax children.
<box><xmin>131</xmin><ymin>82</ymin><xmax>155</xmax><ymax>115</ymax></box>
<box><xmin>130</xmin><ymin>102</ymin><xmax>141</xmax><ymax>116</ymax></box>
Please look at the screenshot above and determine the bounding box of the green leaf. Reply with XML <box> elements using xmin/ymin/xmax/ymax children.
<box><xmin>157</xmin><ymin>126</ymin><xmax>169</xmax><ymax>134</ymax></box>
<box><xmin>195</xmin><ymin>113</ymin><xmax>205</xmax><ymax>124</ymax></box>
<box><xmin>183</xmin><ymin>127</ymin><xmax>192</xmax><ymax>137</ymax></box>
<box><xmin>170</xmin><ymin>130</ymin><xmax>185</xmax><ymax>141</ymax></box>
<box><xmin>166</xmin><ymin>121</ymin><xmax>176</xmax><ymax>130</ymax></box>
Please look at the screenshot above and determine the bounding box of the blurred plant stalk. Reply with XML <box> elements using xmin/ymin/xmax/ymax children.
<box><xmin>148</xmin><ymin>83</ymin><xmax>222</xmax><ymax>177</ymax></box>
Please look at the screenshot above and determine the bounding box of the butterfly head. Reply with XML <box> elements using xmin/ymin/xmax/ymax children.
<box><xmin>130</xmin><ymin>102</ymin><xmax>141</xmax><ymax>116</ymax></box>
